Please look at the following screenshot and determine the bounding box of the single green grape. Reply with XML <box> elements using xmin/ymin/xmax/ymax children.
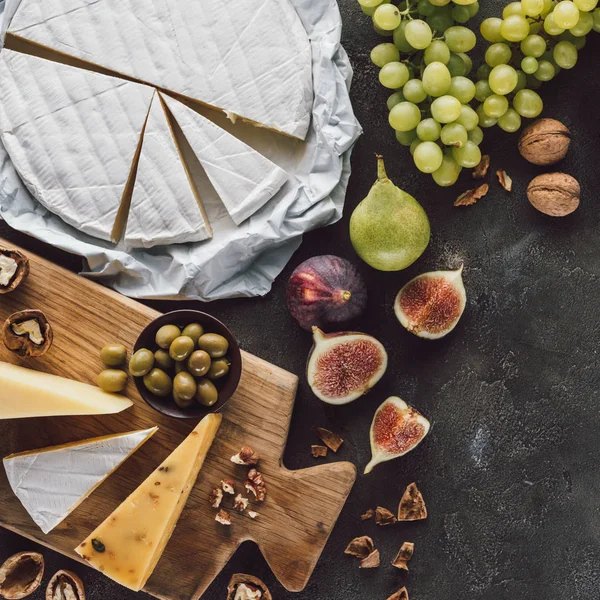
<box><xmin>544</xmin><ymin>12</ymin><xmax>566</xmax><ymax>34</ymax></box>
<box><xmin>370</xmin><ymin>43</ymin><xmax>400</xmax><ymax>67</ymax></box>
<box><xmin>417</xmin><ymin>0</ymin><xmax>436</xmax><ymax>16</ymax></box>
<box><xmin>387</xmin><ymin>91</ymin><xmax>405</xmax><ymax>110</ymax></box>
<box><xmin>570</xmin><ymin>10</ymin><xmax>594</xmax><ymax>34</ymax></box>
<box><xmin>403</xmin><ymin>79</ymin><xmax>428</xmax><ymax>103</ymax></box>
<box><xmin>526</xmin><ymin>73</ymin><xmax>544</xmax><ymax>89</ymax></box>
<box><xmin>500</xmin><ymin>15</ymin><xmax>531</xmax><ymax>41</ymax></box>
<box><xmin>373</xmin><ymin>3</ymin><xmax>402</xmax><ymax>30</ymax></box>
<box><xmin>373</xmin><ymin>21</ymin><xmax>394</xmax><ymax>37</ymax></box>
<box><xmin>395</xmin><ymin>128</ymin><xmax>419</xmax><ymax>146</ymax></box>
<box><xmin>424</xmin><ymin>40</ymin><xmax>451</xmax><ymax>64</ymax></box>
<box><xmin>529</xmin><ymin>20</ymin><xmax>543</xmax><ymax>33</ymax></box>
<box><xmin>594</xmin><ymin>8</ymin><xmax>600</xmax><ymax>31</ymax></box>
<box><xmin>467</xmin><ymin>1</ymin><xmax>480</xmax><ymax>15</ymax></box>
<box><xmin>503</xmin><ymin>1</ymin><xmax>527</xmax><ymax>17</ymax></box>
<box><xmin>459</xmin><ymin>52</ymin><xmax>473</xmax><ymax>76</ymax></box>
<box><xmin>417</xmin><ymin>118</ymin><xmax>442</xmax><ymax>141</ymax></box>
<box><xmin>489</xmin><ymin>64</ymin><xmax>518</xmax><ymax>95</ymax></box>
<box><xmin>480</xmin><ymin>17</ymin><xmax>504</xmax><ymax>42</ymax></box>
<box><xmin>452</xmin><ymin>141</ymin><xmax>482</xmax><ymax>168</ymax></box>
<box><xmin>468</xmin><ymin>126</ymin><xmax>484</xmax><ymax>145</ymax></box>
<box><xmin>515</xmin><ymin>69</ymin><xmax>528</xmax><ymax>92</ymax></box>
<box><xmin>379</xmin><ymin>61</ymin><xmax>410</xmax><ymax>88</ymax></box>
<box><xmin>405</xmin><ymin>19</ymin><xmax>433</xmax><ymax>49</ymax></box>
<box><xmin>476</xmin><ymin>105</ymin><xmax>499</xmax><ymax>128</ymax></box>
<box><xmin>534</xmin><ymin>59</ymin><xmax>556</xmax><ymax>81</ymax></box>
<box><xmin>358</xmin><ymin>0</ymin><xmax>384</xmax><ymax>7</ymax></box>
<box><xmin>553</xmin><ymin>1</ymin><xmax>581</xmax><ymax>28</ymax></box>
<box><xmin>409</xmin><ymin>139</ymin><xmax>421</xmax><ymax>156</ymax></box>
<box><xmin>451</xmin><ymin>4</ymin><xmax>471</xmax><ymax>22</ymax></box>
<box><xmin>553</xmin><ymin>40</ymin><xmax>578</xmax><ymax>67</ymax></box>
<box><xmin>393</xmin><ymin>21</ymin><xmax>414</xmax><ymax>52</ymax></box>
<box><xmin>445</xmin><ymin>53</ymin><xmax>466</xmax><ymax>76</ymax></box>
<box><xmin>485</xmin><ymin>43</ymin><xmax>513</xmax><ymax>67</ymax></box>
<box><xmin>520</xmin><ymin>34</ymin><xmax>547</xmax><ymax>57</ymax></box>
<box><xmin>498</xmin><ymin>108</ymin><xmax>522</xmax><ymax>132</ymax></box>
<box><xmin>455</xmin><ymin>105</ymin><xmax>479</xmax><ymax>131</ymax></box>
<box><xmin>413</xmin><ymin>141</ymin><xmax>444</xmax><ymax>173</ymax></box>
<box><xmin>574</xmin><ymin>0</ymin><xmax>598</xmax><ymax>9</ymax></box>
<box><xmin>521</xmin><ymin>56</ymin><xmax>539</xmax><ymax>74</ymax></box>
<box><xmin>475</xmin><ymin>79</ymin><xmax>493</xmax><ymax>102</ymax></box>
<box><xmin>432</xmin><ymin>155</ymin><xmax>462</xmax><ymax>187</ymax></box>
<box><xmin>389</xmin><ymin>101</ymin><xmax>422</xmax><ymax>131</ymax></box>
<box><xmin>441</xmin><ymin>122</ymin><xmax>468</xmax><ymax>148</ymax></box>
<box><xmin>522</xmin><ymin>0</ymin><xmax>545</xmax><ymax>15</ymax></box>
<box><xmin>448</xmin><ymin>76</ymin><xmax>476</xmax><ymax>103</ymax></box>
<box><xmin>483</xmin><ymin>94</ymin><xmax>509</xmax><ymax>118</ymax></box>
<box><xmin>427</xmin><ymin>7</ymin><xmax>455</xmax><ymax>32</ymax></box>
<box><xmin>477</xmin><ymin>64</ymin><xmax>493</xmax><ymax>80</ymax></box>
<box><xmin>430</xmin><ymin>95</ymin><xmax>462</xmax><ymax>123</ymax></box>
<box><xmin>513</xmin><ymin>89</ymin><xmax>544</xmax><ymax>118</ymax></box>
<box><xmin>422</xmin><ymin>61</ymin><xmax>452</xmax><ymax>96</ymax></box>
<box><xmin>444</xmin><ymin>26</ymin><xmax>477</xmax><ymax>52</ymax></box>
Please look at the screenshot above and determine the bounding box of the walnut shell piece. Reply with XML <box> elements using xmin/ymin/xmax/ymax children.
<box><xmin>392</xmin><ymin>542</ymin><xmax>415</xmax><ymax>571</ymax></box>
<box><xmin>527</xmin><ymin>173</ymin><xmax>580</xmax><ymax>217</ymax></box>
<box><xmin>344</xmin><ymin>536</ymin><xmax>374</xmax><ymax>559</ymax></box>
<box><xmin>0</xmin><ymin>551</ymin><xmax>44</xmax><ymax>599</ymax></box>
<box><xmin>387</xmin><ymin>587</ymin><xmax>409</xmax><ymax>600</ymax></box>
<box><xmin>398</xmin><ymin>483</ymin><xmax>427</xmax><ymax>521</ymax></box>
<box><xmin>46</xmin><ymin>570</ymin><xmax>85</xmax><ymax>600</ymax></box>
<box><xmin>518</xmin><ymin>118</ymin><xmax>571</xmax><ymax>166</ymax></box>
<box><xmin>2</xmin><ymin>310</ymin><xmax>53</xmax><ymax>357</ymax></box>
<box><xmin>359</xmin><ymin>549</ymin><xmax>380</xmax><ymax>569</ymax></box>
<box><xmin>375</xmin><ymin>506</ymin><xmax>397</xmax><ymax>526</ymax></box>
<box><xmin>0</xmin><ymin>248</ymin><xmax>29</xmax><ymax>294</ymax></box>
<box><xmin>226</xmin><ymin>574</ymin><xmax>272</xmax><ymax>600</ymax></box>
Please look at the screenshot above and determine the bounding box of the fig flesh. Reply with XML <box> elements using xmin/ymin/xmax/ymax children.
<box><xmin>307</xmin><ymin>327</ymin><xmax>387</xmax><ymax>405</ymax></box>
<box><xmin>394</xmin><ymin>266</ymin><xmax>466</xmax><ymax>339</ymax></box>
<box><xmin>365</xmin><ymin>396</ymin><xmax>430</xmax><ymax>474</ymax></box>
<box><xmin>286</xmin><ymin>255</ymin><xmax>367</xmax><ymax>331</ymax></box>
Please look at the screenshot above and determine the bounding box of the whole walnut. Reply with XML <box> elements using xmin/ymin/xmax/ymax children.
<box><xmin>518</xmin><ymin>118</ymin><xmax>571</xmax><ymax>166</ymax></box>
<box><xmin>527</xmin><ymin>173</ymin><xmax>580</xmax><ymax>217</ymax></box>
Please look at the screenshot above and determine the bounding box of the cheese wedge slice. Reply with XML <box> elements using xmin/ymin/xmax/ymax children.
<box><xmin>161</xmin><ymin>94</ymin><xmax>288</xmax><ymax>225</ymax></box>
<box><xmin>4</xmin><ymin>427</ymin><xmax>158</xmax><ymax>534</ymax></box>
<box><xmin>7</xmin><ymin>0</ymin><xmax>313</xmax><ymax>139</ymax></box>
<box><xmin>0</xmin><ymin>49</ymin><xmax>154</xmax><ymax>242</ymax></box>
<box><xmin>125</xmin><ymin>94</ymin><xmax>212</xmax><ymax>248</ymax></box>
<box><xmin>0</xmin><ymin>362</ymin><xmax>132</xmax><ymax>419</ymax></box>
<box><xmin>76</xmin><ymin>414</ymin><xmax>222</xmax><ymax>591</ymax></box>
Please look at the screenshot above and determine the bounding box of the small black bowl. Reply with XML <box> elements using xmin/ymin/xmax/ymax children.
<box><xmin>133</xmin><ymin>310</ymin><xmax>242</xmax><ymax>419</ymax></box>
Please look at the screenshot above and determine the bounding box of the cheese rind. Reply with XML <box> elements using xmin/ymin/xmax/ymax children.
<box><xmin>161</xmin><ymin>94</ymin><xmax>288</xmax><ymax>225</ymax></box>
<box><xmin>8</xmin><ymin>0</ymin><xmax>313</xmax><ymax>139</ymax></box>
<box><xmin>0</xmin><ymin>361</ymin><xmax>133</xmax><ymax>419</ymax></box>
<box><xmin>0</xmin><ymin>49</ymin><xmax>154</xmax><ymax>242</ymax></box>
<box><xmin>125</xmin><ymin>93</ymin><xmax>212</xmax><ymax>248</ymax></box>
<box><xmin>4</xmin><ymin>427</ymin><xmax>158</xmax><ymax>534</ymax></box>
<box><xmin>75</xmin><ymin>414</ymin><xmax>222</xmax><ymax>591</ymax></box>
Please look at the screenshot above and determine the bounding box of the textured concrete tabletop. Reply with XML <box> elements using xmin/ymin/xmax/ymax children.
<box><xmin>1</xmin><ymin>1</ymin><xmax>600</xmax><ymax>599</ymax></box>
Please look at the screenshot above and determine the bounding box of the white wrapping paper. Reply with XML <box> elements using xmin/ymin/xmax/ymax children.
<box><xmin>0</xmin><ymin>0</ymin><xmax>361</xmax><ymax>300</ymax></box>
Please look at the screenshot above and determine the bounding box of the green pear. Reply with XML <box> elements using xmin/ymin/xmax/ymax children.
<box><xmin>350</xmin><ymin>155</ymin><xmax>430</xmax><ymax>271</ymax></box>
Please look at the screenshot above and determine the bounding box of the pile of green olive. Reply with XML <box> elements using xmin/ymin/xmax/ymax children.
<box><xmin>130</xmin><ymin>323</ymin><xmax>231</xmax><ymax>408</ymax></box>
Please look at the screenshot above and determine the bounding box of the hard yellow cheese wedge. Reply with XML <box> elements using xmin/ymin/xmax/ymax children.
<box><xmin>0</xmin><ymin>361</ymin><xmax>132</xmax><ymax>418</ymax></box>
<box><xmin>75</xmin><ymin>413</ymin><xmax>222</xmax><ymax>591</ymax></box>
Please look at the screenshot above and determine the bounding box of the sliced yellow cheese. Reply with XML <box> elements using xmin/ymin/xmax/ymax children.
<box><xmin>0</xmin><ymin>362</ymin><xmax>132</xmax><ymax>419</ymax></box>
<box><xmin>75</xmin><ymin>413</ymin><xmax>222</xmax><ymax>591</ymax></box>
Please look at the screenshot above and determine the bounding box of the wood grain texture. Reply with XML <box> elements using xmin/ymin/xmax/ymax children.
<box><xmin>0</xmin><ymin>239</ymin><xmax>357</xmax><ymax>599</ymax></box>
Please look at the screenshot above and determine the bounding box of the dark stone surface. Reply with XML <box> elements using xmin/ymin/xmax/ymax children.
<box><xmin>1</xmin><ymin>1</ymin><xmax>600</xmax><ymax>599</ymax></box>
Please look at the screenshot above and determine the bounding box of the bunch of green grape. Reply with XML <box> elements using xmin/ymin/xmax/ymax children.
<box><xmin>358</xmin><ymin>0</ymin><xmax>600</xmax><ymax>187</ymax></box>
<box><xmin>476</xmin><ymin>0</ymin><xmax>599</xmax><ymax>132</ymax></box>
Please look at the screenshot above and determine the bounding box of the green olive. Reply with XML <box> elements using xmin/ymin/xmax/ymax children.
<box><xmin>169</xmin><ymin>336</ymin><xmax>195</xmax><ymax>362</ymax></box>
<box><xmin>129</xmin><ymin>348</ymin><xmax>155</xmax><ymax>377</ymax></box>
<box><xmin>97</xmin><ymin>369</ymin><xmax>128</xmax><ymax>393</ymax></box>
<box><xmin>173</xmin><ymin>390</ymin><xmax>195</xmax><ymax>409</ymax></box>
<box><xmin>207</xmin><ymin>358</ymin><xmax>230</xmax><ymax>380</ymax></box>
<box><xmin>197</xmin><ymin>333</ymin><xmax>229</xmax><ymax>358</ymax></box>
<box><xmin>181</xmin><ymin>323</ymin><xmax>204</xmax><ymax>344</ymax></box>
<box><xmin>175</xmin><ymin>360</ymin><xmax>189</xmax><ymax>374</ymax></box>
<box><xmin>187</xmin><ymin>350</ymin><xmax>211</xmax><ymax>377</ymax></box>
<box><xmin>154</xmin><ymin>349</ymin><xmax>174</xmax><ymax>371</ymax></box>
<box><xmin>155</xmin><ymin>324</ymin><xmax>181</xmax><ymax>349</ymax></box>
<box><xmin>100</xmin><ymin>343</ymin><xmax>127</xmax><ymax>367</ymax></box>
<box><xmin>195</xmin><ymin>378</ymin><xmax>219</xmax><ymax>407</ymax></box>
<box><xmin>173</xmin><ymin>371</ymin><xmax>197</xmax><ymax>401</ymax></box>
<box><xmin>143</xmin><ymin>368</ymin><xmax>173</xmax><ymax>397</ymax></box>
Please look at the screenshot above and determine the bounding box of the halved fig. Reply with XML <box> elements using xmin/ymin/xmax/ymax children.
<box><xmin>307</xmin><ymin>327</ymin><xmax>388</xmax><ymax>405</ymax></box>
<box><xmin>364</xmin><ymin>397</ymin><xmax>430</xmax><ymax>474</ymax></box>
<box><xmin>394</xmin><ymin>267</ymin><xmax>466</xmax><ymax>340</ymax></box>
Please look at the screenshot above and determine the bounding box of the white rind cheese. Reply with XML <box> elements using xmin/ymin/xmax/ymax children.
<box><xmin>125</xmin><ymin>94</ymin><xmax>212</xmax><ymax>248</ymax></box>
<box><xmin>4</xmin><ymin>427</ymin><xmax>158</xmax><ymax>534</ymax></box>
<box><xmin>0</xmin><ymin>50</ymin><xmax>154</xmax><ymax>242</ymax></box>
<box><xmin>161</xmin><ymin>94</ymin><xmax>288</xmax><ymax>225</ymax></box>
<box><xmin>8</xmin><ymin>0</ymin><xmax>313</xmax><ymax>139</ymax></box>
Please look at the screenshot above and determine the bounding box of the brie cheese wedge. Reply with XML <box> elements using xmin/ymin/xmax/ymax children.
<box><xmin>8</xmin><ymin>0</ymin><xmax>313</xmax><ymax>139</ymax></box>
<box><xmin>4</xmin><ymin>427</ymin><xmax>158</xmax><ymax>534</ymax></box>
<box><xmin>162</xmin><ymin>94</ymin><xmax>288</xmax><ymax>225</ymax></box>
<box><xmin>125</xmin><ymin>93</ymin><xmax>211</xmax><ymax>248</ymax></box>
<box><xmin>0</xmin><ymin>49</ymin><xmax>154</xmax><ymax>242</ymax></box>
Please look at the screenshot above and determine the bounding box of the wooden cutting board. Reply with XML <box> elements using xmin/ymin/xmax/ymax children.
<box><xmin>0</xmin><ymin>239</ymin><xmax>357</xmax><ymax>599</ymax></box>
